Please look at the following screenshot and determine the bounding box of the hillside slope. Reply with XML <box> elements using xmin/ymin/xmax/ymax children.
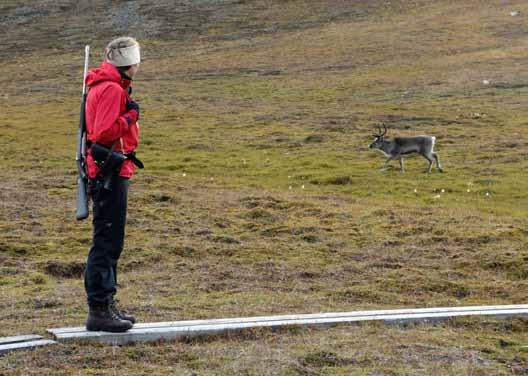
<box><xmin>1</xmin><ymin>0</ymin><xmax>528</xmax><ymax>374</ymax></box>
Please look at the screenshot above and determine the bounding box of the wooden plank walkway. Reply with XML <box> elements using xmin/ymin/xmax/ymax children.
<box><xmin>0</xmin><ymin>335</ymin><xmax>56</xmax><ymax>355</ymax></box>
<box><xmin>48</xmin><ymin>304</ymin><xmax>528</xmax><ymax>345</ymax></box>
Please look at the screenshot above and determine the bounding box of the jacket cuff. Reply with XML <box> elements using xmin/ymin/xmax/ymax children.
<box><xmin>124</xmin><ymin>110</ymin><xmax>138</xmax><ymax>125</ymax></box>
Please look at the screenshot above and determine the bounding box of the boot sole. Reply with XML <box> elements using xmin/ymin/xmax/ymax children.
<box><xmin>86</xmin><ymin>321</ymin><xmax>133</xmax><ymax>332</ymax></box>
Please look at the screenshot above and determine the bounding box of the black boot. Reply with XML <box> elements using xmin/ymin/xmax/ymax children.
<box><xmin>86</xmin><ymin>303</ymin><xmax>133</xmax><ymax>332</ymax></box>
<box><xmin>110</xmin><ymin>299</ymin><xmax>136</xmax><ymax>324</ymax></box>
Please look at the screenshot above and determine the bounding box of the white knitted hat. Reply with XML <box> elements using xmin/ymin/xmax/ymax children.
<box><xmin>106</xmin><ymin>37</ymin><xmax>140</xmax><ymax>67</ymax></box>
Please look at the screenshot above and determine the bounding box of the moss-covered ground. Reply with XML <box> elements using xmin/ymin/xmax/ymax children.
<box><xmin>0</xmin><ymin>0</ymin><xmax>527</xmax><ymax>374</ymax></box>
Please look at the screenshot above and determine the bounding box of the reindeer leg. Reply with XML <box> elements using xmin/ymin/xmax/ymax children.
<box><xmin>382</xmin><ymin>156</ymin><xmax>395</xmax><ymax>171</ymax></box>
<box><xmin>399</xmin><ymin>157</ymin><xmax>404</xmax><ymax>173</ymax></box>
<box><xmin>423</xmin><ymin>154</ymin><xmax>433</xmax><ymax>173</ymax></box>
<box><xmin>433</xmin><ymin>153</ymin><xmax>443</xmax><ymax>172</ymax></box>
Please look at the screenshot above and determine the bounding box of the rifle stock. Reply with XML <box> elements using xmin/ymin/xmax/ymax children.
<box><xmin>76</xmin><ymin>176</ymin><xmax>89</xmax><ymax>220</ymax></box>
<box><xmin>76</xmin><ymin>45</ymin><xmax>90</xmax><ymax>221</ymax></box>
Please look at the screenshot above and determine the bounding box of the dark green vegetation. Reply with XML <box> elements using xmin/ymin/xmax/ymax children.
<box><xmin>1</xmin><ymin>0</ymin><xmax>528</xmax><ymax>374</ymax></box>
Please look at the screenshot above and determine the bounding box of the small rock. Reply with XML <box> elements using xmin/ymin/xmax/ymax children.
<box><xmin>195</xmin><ymin>228</ymin><xmax>212</xmax><ymax>236</ymax></box>
<box><xmin>212</xmin><ymin>235</ymin><xmax>240</xmax><ymax>244</ymax></box>
<box><xmin>32</xmin><ymin>297</ymin><xmax>62</xmax><ymax>309</ymax></box>
<box><xmin>510</xmin><ymin>10</ymin><xmax>520</xmax><ymax>17</ymax></box>
<box><xmin>304</xmin><ymin>134</ymin><xmax>325</xmax><ymax>143</ymax></box>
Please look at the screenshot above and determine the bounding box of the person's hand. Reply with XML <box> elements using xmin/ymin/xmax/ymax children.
<box><xmin>124</xmin><ymin>100</ymin><xmax>140</xmax><ymax>125</ymax></box>
<box><xmin>126</xmin><ymin>100</ymin><xmax>140</xmax><ymax>121</ymax></box>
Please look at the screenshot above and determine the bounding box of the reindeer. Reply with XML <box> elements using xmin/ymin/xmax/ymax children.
<box><xmin>368</xmin><ymin>125</ymin><xmax>443</xmax><ymax>173</ymax></box>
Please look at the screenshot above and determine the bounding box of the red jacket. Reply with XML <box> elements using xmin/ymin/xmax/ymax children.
<box><xmin>85</xmin><ymin>61</ymin><xmax>139</xmax><ymax>179</ymax></box>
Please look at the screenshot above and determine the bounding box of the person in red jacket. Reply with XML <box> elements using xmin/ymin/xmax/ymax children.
<box><xmin>84</xmin><ymin>36</ymin><xmax>141</xmax><ymax>332</ymax></box>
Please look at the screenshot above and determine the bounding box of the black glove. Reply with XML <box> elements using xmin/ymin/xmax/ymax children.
<box><xmin>126</xmin><ymin>100</ymin><xmax>140</xmax><ymax>119</ymax></box>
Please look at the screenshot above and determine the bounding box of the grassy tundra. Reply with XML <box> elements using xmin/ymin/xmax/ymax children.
<box><xmin>0</xmin><ymin>0</ymin><xmax>528</xmax><ymax>374</ymax></box>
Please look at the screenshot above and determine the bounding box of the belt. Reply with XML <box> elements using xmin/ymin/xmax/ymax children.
<box><xmin>88</xmin><ymin>141</ymin><xmax>144</xmax><ymax>169</ymax></box>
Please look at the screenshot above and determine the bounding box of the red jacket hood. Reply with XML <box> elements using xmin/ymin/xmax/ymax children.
<box><xmin>85</xmin><ymin>61</ymin><xmax>131</xmax><ymax>90</ymax></box>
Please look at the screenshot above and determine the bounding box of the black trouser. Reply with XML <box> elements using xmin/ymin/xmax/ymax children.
<box><xmin>85</xmin><ymin>177</ymin><xmax>129</xmax><ymax>306</ymax></box>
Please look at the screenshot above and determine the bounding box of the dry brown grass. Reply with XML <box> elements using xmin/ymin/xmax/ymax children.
<box><xmin>1</xmin><ymin>0</ymin><xmax>528</xmax><ymax>374</ymax></box>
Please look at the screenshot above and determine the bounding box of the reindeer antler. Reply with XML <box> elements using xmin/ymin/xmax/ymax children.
<box><xmin>373</xmin><ymin>124</ymin><xmax>388</xmax><ymax>137</ymax></box>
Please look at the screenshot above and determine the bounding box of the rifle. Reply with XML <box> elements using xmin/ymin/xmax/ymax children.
<box><xmin>75</xmin><ymin>45</ymin><xmax>90</xmax><ymax>220</ymax></box>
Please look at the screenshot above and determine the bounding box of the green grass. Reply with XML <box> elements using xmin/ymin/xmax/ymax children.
<box><xmin>1</xmin><ymin>0</ymin><xmax>528</xmax><ymax>374</ymax></box>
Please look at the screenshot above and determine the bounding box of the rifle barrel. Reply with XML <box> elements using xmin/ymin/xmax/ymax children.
<box><xmin>82</xmin><ymin>45</ymin><xmax>90</xmax><ymax>96</ymax></box>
